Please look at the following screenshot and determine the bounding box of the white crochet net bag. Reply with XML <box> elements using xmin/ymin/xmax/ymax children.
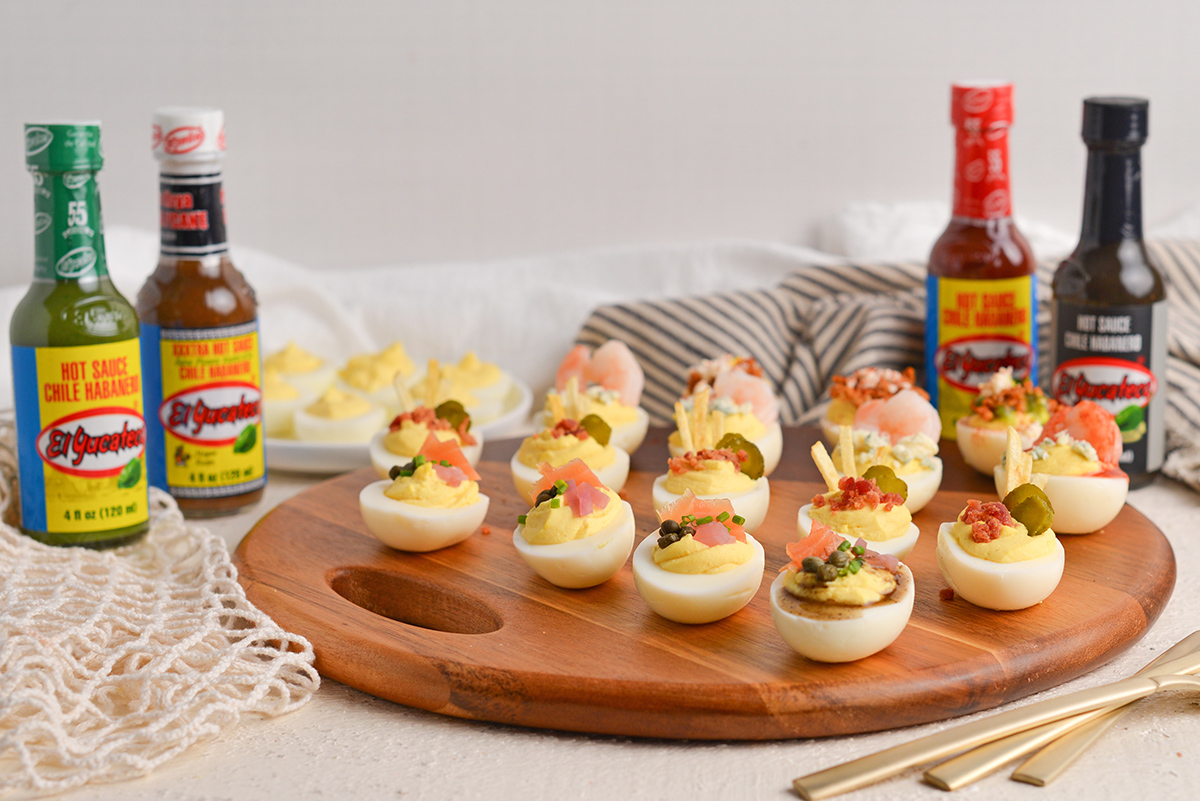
<box><xmin>0</xmin><ymin>424</ymin><xmax>319</xmax><ymax>794</ymax></box>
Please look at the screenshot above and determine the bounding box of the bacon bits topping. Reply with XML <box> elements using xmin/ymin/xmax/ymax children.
<box><xmin>811</xmin><ymin>475</ymin><xmax>904</xmax><ymax>512</ymax></box>
<box><xmin>960</xmin><ymin>499</ymin><xmax>1016</xmax><ymax>543</ymax></box>
<box><xmin>830</xmin><ymin>366</ymin><xmax>927</xmax><ymax>406</ymax></box>
<box><xmin>667</xmin><ymin>447</ymin><xmax>744</xmax><ymax>474</ymax></box>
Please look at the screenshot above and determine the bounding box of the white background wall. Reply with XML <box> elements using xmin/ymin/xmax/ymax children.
<box><xmin>2</xmin><ymin>1</ymin><xmax>1199</xmax><ymax>289</ymax></box>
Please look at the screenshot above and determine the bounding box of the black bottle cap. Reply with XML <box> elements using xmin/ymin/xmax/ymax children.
<box><xmin>1082</xmin><ymin>97</ymin><xmax>1149</xmax><ymax>145</ymax></box>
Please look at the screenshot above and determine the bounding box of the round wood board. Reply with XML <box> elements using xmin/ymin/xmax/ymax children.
<box><xmin>234</xmin><ymin>427</ymin><xmax>1175</xmax><ymax>740</ymax></box>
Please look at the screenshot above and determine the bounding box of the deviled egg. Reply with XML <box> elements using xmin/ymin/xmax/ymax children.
<box><xmin>551</xmin><ymin>340</ymin><xmax>650</xmax><ymax>453</ymax></box>
<box><xmin>831</xmin><ymin>428</ymin><xmax>943</xmax><ymax>514</ymax></box>
<box><xmin>511</xmin><ymin>460</ymin><xmax>634</xmax><ymax>588</ymax></box>
<box><xmin>667</xmin><ymin>385</ymin><xmax>783</xmax><ymax>477</ymax></box>
<box><xmin>261</xmin><ymin>369</ymin><xmax>312</xmax><ymax>438</ymax></box>
<box><xmin>955</xmin><ymin>368</ymin><xmax>1054</xmax><ymax>474</ymax></box>
<box><xmin>336</xmin><ymin>341</ymin><xmax>417</xmax><ymax>416</ymax></box>
<box><xmin>510</xmin><ymin>414</ymin><xmax>629</xmax><ymax>504</ymax></box>
<box><xmin>369</xmin><ymin>401</ymin><xmax>483</xmax><ymax>478</ymax></box>
<box><xmin>819</xmin><ymin>366</ymin><xmax>933</xmax><ymax>446</ymax></box>
<box><xmin>770</xmin><ymin>522</ymin><xmax>914</xmax><ymax>662</ymax></box>
<box><xmin>263</xmin><ymin>341</ymin><xmax>336</xmax><ymax>395</ymax></box>
<box><xmin>293</xmin><ymin>386</ymin><xmax>386</xmax><ymax>443</ymax></box>
<box><xmin>632</xmin><ymin>490</ymin><xmax>765</xmax><ymax>624</ymax></box>
<box><xmin>359</xmin><ymin>436</ymin><xmax>489</xmax><ymax>552</ymax></box>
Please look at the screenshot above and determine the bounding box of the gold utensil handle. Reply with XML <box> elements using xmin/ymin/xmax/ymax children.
<box><xmin>925</xmin><ymin>630</ymin><xmax>1200</xmax><ymax>791</ymax></box>
<box><xmin>1011</xmin><ymin>705</ymin><xmax>1126</xmax><ymax>786</ymax></box>
<box><xmin>792</xmin><ymin>650</ymin><xmax>1200</xmax><ymax>801</ymax></box>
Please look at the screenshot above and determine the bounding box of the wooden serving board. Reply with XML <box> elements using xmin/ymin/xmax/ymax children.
<box><xmin>234</xmin><ymin>427</ymin><xmax>1175</xmax><ymax>740</ymax></box>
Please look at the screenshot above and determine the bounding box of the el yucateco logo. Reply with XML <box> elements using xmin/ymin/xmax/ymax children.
<box><xmin>37</xmin><ymin>407</ymin><xmax>146</xmax><ymax>477</ymax></box>
<box><xmin>62</xmin><ymin>173</ymin><xmax>90</xmax><ymax>190</ymax></box>
<box><xmin>164</xmin><ymin>125</ymin><xmax>205</xmax><ymax>155</ymax></box>
<box><xmin>151</xmin><ymin>124</ymin><xmax>163</xmax><ymax>150</ymax></box>
<box><xmin>25</xmin><ymin>127</ymin><xmax>53</xmax><ymax>156</ymax></box>
<box><xmin>55</xmin><ymin>246</ymin><xmax>97</xmax><ymax>278</ymax></box>
<box><xmin>935</xmin><ymin>336</ymin><xmax>1033</xmax><ymax>392</ymax></box>
<box><xmin>160</xmin><ymin>382</ymin><xmax>262</xmax><ymax>446</ymax></box>
<box><xmin>1053</xmin><ymin>358</ymin><xmax>1157</xmax><ymax>410</ymax></box>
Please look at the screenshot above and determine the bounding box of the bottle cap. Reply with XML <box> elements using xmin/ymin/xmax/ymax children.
<box><xmin>24</xmin><ymin>122</ymin><xmax>103</xmax><ymax>172</ymax></box>
<box><xmin>152</xmin><ymin>107</ymin><xmax>225</xmax><ymax>159</ymax></box>
<box><xmin>1082</xmin><ymin>97</ymin><xmax>1148</xmax><ymax>145</ymax></box>
<box><xmin>951</xmin><ymin>82</ymin><xmax>1013</xmax><ymax>127</ymax></box>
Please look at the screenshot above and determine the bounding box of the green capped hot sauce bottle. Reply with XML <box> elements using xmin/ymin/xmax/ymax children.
<box><xmin>10</xmin><ymin>122</ymin><xmax>149</xmax><ymax>547</ymax></box>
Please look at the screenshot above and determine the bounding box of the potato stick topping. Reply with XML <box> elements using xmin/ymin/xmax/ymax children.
<box><xmin>674</xmin><ymin>401</ymin><xmax>695</xmax><ymax>454</ymax></box>
<box><xmin>693</xmin><ymin>387</ymin><xmax>711</xmax><ymax>450</ymax></box>
<box><xmin>837</xmin><ymin>425</ymin><xmax>857</xmax><ymax>478</ymax></box>
<box><xmin>811</xmin><ymin>441</ymin><xmax>841</xmax><ymax>492</ymax></box>
<box><xmin>393</xmin><ymin>374</ymin><xmax>415</xmax><ymax>412</ymax></box>
<box><xmin>548</xmin><ymin>391</ymin><xmax>566</xmax><ymax>425</ymax></box>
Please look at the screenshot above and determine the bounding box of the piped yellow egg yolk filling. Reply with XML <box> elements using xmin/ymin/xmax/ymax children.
<box><xmin>516</xmin><ymin>430</ymin><xmax>614</xmax><ymax>470</ymax></box>
<box><xmin>653</xmin><ymin>533</ymin><xmax>754</xmax><ymax>575</ymax></box>
<box><xmin>384</xmin><ymin>462</ymin><xmax>480</xmax><ymax>508</ymax></box>
<box><xmin>949</xmin><ymin>518</ymin><xmax>1058</xmax><ymax>563</ymax></box>
<box><xmin>809</xmin><ymin>494</ymin><xmax>911</xmax><ymax>542</ymax></box>
<box><xmin>305</xmin><ymin>387</ymin><xmax>373</xmax><ymax>420</ymax></box>
<box><xmin>264</xmin><ymin>342</ymin><xmax>324</xmax><ymax>375</ymax></box>
<box><xmin>520</xmin><ymin>486</ymin><xmax>623</xmax><ymax>544</ymax></box>
<box><xmin>263</xmin><ymin>370</ymin><xmax>300</xmax><ymax>401</ymax></box>
<box><xmin>825</xmin><ymin>397</ymin><xmax>858</xmax><ymax>426</ymax></box>
<box><xmin>663</xmin><ymin>459</ymin><xmax>754</xmax><ymax>495</ymax></box>
<box><xmin>445</xmin><ymin>352</ymin><xmax>503</xmax><ymax>390</ymax></box>
<box><xmin>784</xmin><ymin>564</ymin><xmax>896</xmax><ymax>606</ymax></box>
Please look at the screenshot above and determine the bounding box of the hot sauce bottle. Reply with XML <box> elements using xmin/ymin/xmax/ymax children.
<box><xmin>10</xmin><ymin>122</ymin><xmax>149</xmax><ymax>547</ymax></box>
<box><xmin>137</xmin><ymin>108</ymin><xmax>266</xmax><ymax>517</ymax></box>
<box><xmin>1051</xmin><ymin>97</ymin><xmax>1166</xmax><ymax>488</ymax></box>
<box><xmin>925</xmin><ymin>83</ymin><xmax>1038</xmax><ymax>440</ymax></box>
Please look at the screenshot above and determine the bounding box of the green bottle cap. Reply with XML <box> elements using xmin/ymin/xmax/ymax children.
<box><xmin>24</xmin><ymin>122</ymin><xmax>103</xmax><ymax>172</ymax></box>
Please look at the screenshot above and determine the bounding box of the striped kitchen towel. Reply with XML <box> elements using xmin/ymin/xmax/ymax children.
<box><xmin>576</xmin><ymin>240</ymin><xmax>1200</xmax><ymax>491</ymax></box>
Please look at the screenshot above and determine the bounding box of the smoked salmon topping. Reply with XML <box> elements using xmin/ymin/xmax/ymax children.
<box><xmin>417</xmin><ymin>433</ymin><xmax>480</xmax><ymax>481</ymax></box>
<box><xmin>533</xmin><ymin>459</ymin><xmax>607</xmax><ymax>497</ymax></box>
<box><xmin>960</xmin><ymin>499</ymin><xmax>1015</xmax><ymax>543</ymax></box>
<box><xmin>830</xmin><ymin>366</ymin><xmax>927</xmax><ymax>406</ymax></box>
<box><xmin>811</xmin><ymin>476</ymin><xmax>904</xmax><ymax>512</ymax></box>
<box><xmin>388</xmin><ymin>405</ymin><xmax>476</xmax><ymax>445</ymax></box>
<box><xmin>667</xmin><ymin>447</ymin><xmax>745</xmax><ymax>474</ymax></box>
<box><xmin>657</xmin><ymin>490</ymin><xmax>746</xmax><ymax>543</ymax></box>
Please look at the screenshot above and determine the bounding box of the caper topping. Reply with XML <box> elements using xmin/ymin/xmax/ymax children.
<box><xmin>660</xmin><ymin>519</ymin><xmax>681</xmax><ymax>535</ymax></box>
<box><xmin>388</xmin><ymin>465</ymin><xmax>403</xmax><ymax>480</ymax></box>
<box><xmin>829</xmin><ymin>549</ymin><xmax>851</xmax><ymax>568</ymax></box>
<box><xmin>534</xmin><ymin>487</ymin><xmax>558</xmax><ymax>507</ymax></box>
<box><xmin>802</xmin><ymin>556</ymin><xmax>823</xmax><ymax>574</ymax></box>
<box><xmin>818</xmin><ymin>564</ymin><xmax>840</xmax><ymax>582</ymax></box>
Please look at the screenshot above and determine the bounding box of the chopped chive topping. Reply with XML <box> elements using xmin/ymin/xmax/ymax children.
<box><xmin>400</xmin><ymin>469</ymin><xmax>413</xmax><ymax>477</ymax></box>
<box><xmin>695</xmin><ymin>515</ymin><xmax>713</xmax><ymax>526</ymax></box>
<box><xmin>732</xmin><ymin>515</ymin><xmax>745</xmax><ymax>525</ymax></box>
<box><xmin>716</xmin><ymin>511</ymin><xmax>730</xmax><ymax>522</ymax></box>
<box><xmin>837</xmin><ymin>540</ymin><xmax>851</xmax><ymax>552</ymax></box>
<box><xmin>440</xmin><ymin>459</ymin><xmax>451</xmax><ymax>467</ymax></box>
<box><xmin>838</xmin><ymin>568</ymin><xmax>848</xmax><ymax>577</ymax></box>
<box><xmin>852</xmin><ymin>545</ymin><xmax>865</xmax><ymax>556</ymax></box>
<box><xmin>849</xmin><ymin>560</ymin><xmax>862</xmax><ymax>574</ymax></box>
<box><xmin>413</xmin><ymin>454</ymin><xmax>426</xmax><ymax>467</ymax></box>
<box><xmin>554</xmin><ymin>479</ymin><xmax>568</xmax><ymax>492</ymax></box>
<box><xmin>550</xmin><ymin>498</ymin><xmax>561</xmax><ymax>508</ymax></box>
<box><xmin>517</xmin><ymin>514</ymin><xmax>527</xmax><ymax>525</ymax></box>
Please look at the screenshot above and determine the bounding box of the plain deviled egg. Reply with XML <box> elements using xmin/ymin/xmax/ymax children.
<box><xmin>511</xmin><ymin>460</ymin><xmax>634</xmax><ymax>588</ymax></box>
<box><xmin>770</xmin><ymin>522</ymin><xmax>914</xmax><ymax>662</ymax></box>
<box><xmin>358</xmin><ymin>436</ymin><xmax>489</xmax><ymax>552</ymax></box>
<box><xmin>293</xmin><ymin>386</ymin><xmax>386</xmax><ymax>443</ymax></box>
<box><xmin>632</xmin><ymin>490</ymin><xmax>765</xmax><ymax>624</ymax></box>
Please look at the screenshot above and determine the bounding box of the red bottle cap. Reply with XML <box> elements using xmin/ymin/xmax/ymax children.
<box><xmin>950</xmin><ymin>82</ymin><xmax>1014</xmax><ymax>219</ymax></box>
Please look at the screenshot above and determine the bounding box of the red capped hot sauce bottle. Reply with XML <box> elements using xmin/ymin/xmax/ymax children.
<box><xmin>1051</xmin><ymin>98</ymin><xmax>1166</xmax><ymax>488</ymax></box>
<box><xmin>926</xmin><ymin>83</ymin><xmax>1038</xmax><ymax>439</ymax></box>
<box><xmin>137</xmin><ymin>108</ymin><xmax>265</xmax><ymax>517</ymax></box>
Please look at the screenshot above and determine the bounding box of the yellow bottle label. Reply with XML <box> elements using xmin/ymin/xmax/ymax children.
<box><xmin>142</xmin><ymin>322</ymin><xmax>265</xmax><ymax>498</ymax></box>
<box><xmin>15</xmin><ymin>339</ymin><xmax>149</xmax><ymax>534</ymax></box>
<box><xmin>925</xmin><ymin>274</ymin><xmax>1038</xmax><ymax>439</ymax></box>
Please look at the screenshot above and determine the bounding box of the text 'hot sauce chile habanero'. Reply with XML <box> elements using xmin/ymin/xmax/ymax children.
<box><xmin>137</xmin><ymin>108</ymin><xmax>265</xmax><ymax>517</ymax></box>
<box><xmin>10</xmin><ymin>122</ymin><xmax>149</xmax><ymax>547</ymax></box>
<box><xmin>926</xmin><ymin>83</ymin><xmax>1038</xmax><ymax>440</ymax></box>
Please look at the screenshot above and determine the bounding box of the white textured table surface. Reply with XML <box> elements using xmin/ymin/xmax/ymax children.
<box><xmin>33</xmin><ymin>467</ymin><xmax>1200</xmax><ymax>801</ymax></box>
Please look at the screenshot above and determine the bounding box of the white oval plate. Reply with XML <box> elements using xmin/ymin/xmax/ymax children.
<box><xmin>266</xmin><ymin>378</ymin><xmax>533</xmax><ymax>475</ymax></box>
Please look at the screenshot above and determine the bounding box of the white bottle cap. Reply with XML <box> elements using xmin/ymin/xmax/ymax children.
<box><xmin>152</xmin><ymin>107</ymin><xmax>225</xmax><ymax>160</ymax></box>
